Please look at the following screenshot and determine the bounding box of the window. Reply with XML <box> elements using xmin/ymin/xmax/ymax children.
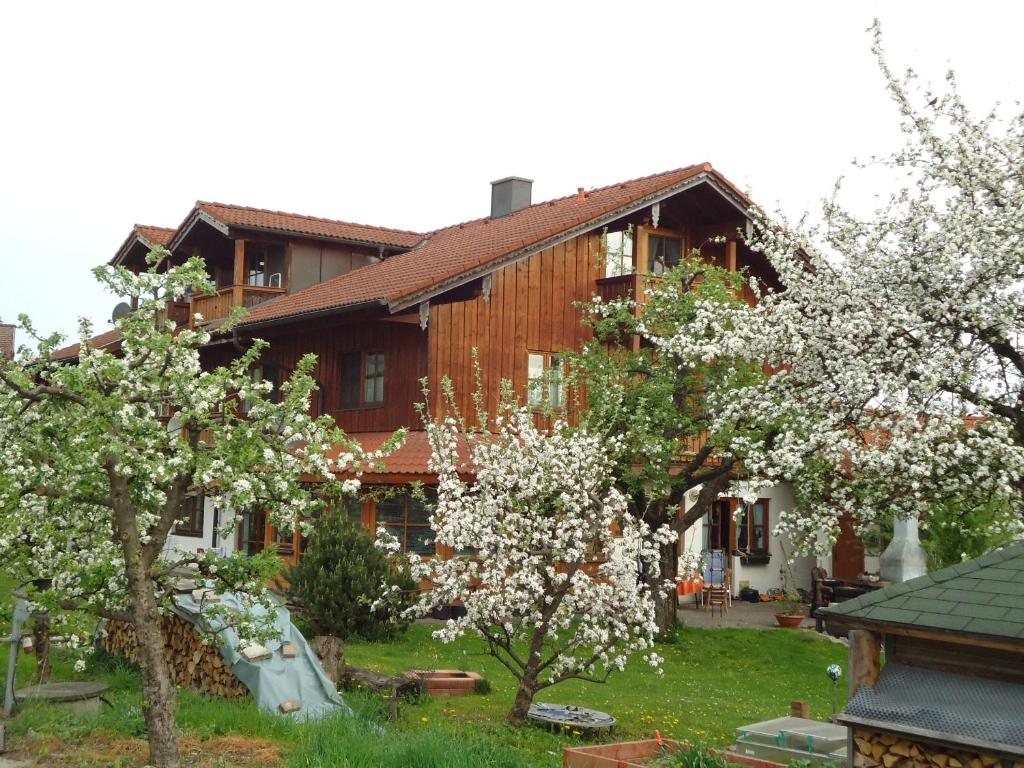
<box><xmin>364</xmin><ymin>353</ymin><xmax>385</xmax><ymax>404</ymax></box>
<box><xmin>237</xmin><ymin>509</ymin><xmax>267</xmax><ymax>556</ymax></box>
<box><xmin>339</xmin><ymin>352</ymin><xmax>385</xmax><ymax>409</ymax></box>
<box><xmin>527</xmin><ymin>352</ymin><xmax>565</xmax><ymax>409</ymax></box>
<box><xmin>243</xmin><ymin>365</ymin><xmax>281</xmax><ymax>413</ymax></box>
<box><xmin>736</xmin><ymin>499</ymin><xmax>769</xmax><ymax>556</ymax></box>
<box><xmin>152</xmin><ymin>401</ymin><xmax>171</xmax><ymax>420</ymax></box>
<box><xmin>174</xmin><ymin>494</ymin><xmax>205</xmax><ymax>537</ymax></box>
<box><xmin>245</xmin><ymin>243</ymin><xmax>286</xmax><ymax>288</ymax></box>
<box><xmin>376</xmin><ymin>490</ymin><xmax>436</xmax><ymax>555</ymax></box>
<box><xmin>703</xmin><ymin>499</ymin><xmax>731</xmax><ymax>552</ymax></box>
<box><xmin>648</xmin><ymin>234</ymin><xmax>682</xmax><ymax>275</ymax></box>
<box><xmin>604</xmin><ymin>228</ymin><xmax>635</xmax><ymax>277</ymax></box>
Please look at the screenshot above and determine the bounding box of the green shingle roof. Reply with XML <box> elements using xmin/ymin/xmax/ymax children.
<box><xmin>822</xmin><ymin>539</ymin><xmax>1024</xmax><ymax>641</ymax></box>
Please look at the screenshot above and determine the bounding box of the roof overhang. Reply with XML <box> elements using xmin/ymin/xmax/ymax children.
<box><xmin>110</xmin><ymin>230</ymin><xmax>167</xmax><ymax>267</ymax></box>
<box><xmin>822</xmin><ymin>611</ymin><xmax>1024</xmax><ymax>654</ymax></box>
<box><xmin>223</xmin><ymin>223</ymin><xmax>421</xmax><ymax>253</ymax></box>
<box><xmin>236</xmin><ymin>298</ymin><xmax>388</xmax><ymax>332</ymax></box>
<box><xmin>167</xmin><ymin>209</ymin><xmax>230</xmax><ymax>252</ymax></box>
<box><xmin>388</xmin><ymin>170</ymin><xmax>752</xmax><ymax>314</ymax></box>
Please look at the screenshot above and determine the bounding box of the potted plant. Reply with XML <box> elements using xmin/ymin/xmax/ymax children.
<box><xmin>774</xmin><ymin>587</ymin><xmax>805</xmax><ymax>628</ymax></box>
<box><xmin>774</xmin><ymin>542</ymin><xmax>806</xmax><ymax>628</ymax></box>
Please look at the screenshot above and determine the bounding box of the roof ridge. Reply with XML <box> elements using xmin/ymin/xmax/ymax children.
<box><xmin>195</xmin><ymin>200</ymin><xmax>424</xmax><ymax>237</ymax></box>
<box><xmin>134</xmin><ymin>223</ymin><xmax>176</xmax><ymax>232</ymax></box>
<box><xmin>419</xmin><ymin>164</ymin><xmax>710</xmax><ymax>233</ymax></box>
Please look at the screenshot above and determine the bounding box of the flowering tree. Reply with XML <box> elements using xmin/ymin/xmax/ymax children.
<box><xmin>571</xmin><ymin>251</ymin><xmax>777</xmax><ymax>631</ymax></box>
<box><xmin>707</xmin><ymin>24</ymin><xmax>1024</xmax><ymax>550</ymax></box>
<box><xmin>385</xmin><ymin>389</ymin><xmax>676</xmax><ymax>725</ymax></box>
<box><xmin>0</xmin><ymin>251</ymin><xmax>379</xmax><ymax>768</ymax></box>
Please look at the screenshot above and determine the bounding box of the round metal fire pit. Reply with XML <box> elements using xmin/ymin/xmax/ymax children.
<box><xmin>527</xmin><ymin>702</ymin><xmax>616</xmax><ymax>733</ymax></box>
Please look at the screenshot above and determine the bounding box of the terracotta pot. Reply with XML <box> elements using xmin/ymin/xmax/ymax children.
<box><xmin>774</xmin><ymin>613</ymin><xmax>804</xmax><ymax>628</ymax></box>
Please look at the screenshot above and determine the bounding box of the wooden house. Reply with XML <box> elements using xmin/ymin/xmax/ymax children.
<box><xmin>55</xmin><ymin>164</ymin><xmax>856</xmax><ymax>592</ymax></box>
<box><xmin>823</xmin><ymin>540</ymin><xmax>1024</xmax><ymax>768</ymax></box>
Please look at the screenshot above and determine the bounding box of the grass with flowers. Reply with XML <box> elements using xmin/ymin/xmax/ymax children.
<box><xmin>1</xmin><ymin>574</ymin><xmax>846</xmax><ymax>766</ymax></box>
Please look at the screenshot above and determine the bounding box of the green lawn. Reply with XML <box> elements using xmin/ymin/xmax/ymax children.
<box><xmin>345</xmin><ymin>622</ymin><xmax>847</xmax><ymax>752</ymax></box>
<box><xmin>0</xmin><ymin>574</ymin><xmax>847</xmax><ymax>767</ymax></box>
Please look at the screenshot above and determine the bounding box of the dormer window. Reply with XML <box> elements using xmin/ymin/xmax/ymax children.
<box><xmin>604</xmin><ymin>229</ymin><xmax>635</xmax><ymax>277</ymax></box>
<box><xmin>245</xmin><ymin>244</ymin><xmax>286</xmax><ymax>288</ymax></box>
<box><xmin>648</xmin><ymin>233</ymin><xmax>682</xmax><ymax>275</ymax></box>
<box><xmin>602</xmin><ymin>226</ymin><xmax>684</xmax><ymax>278</ymax></box>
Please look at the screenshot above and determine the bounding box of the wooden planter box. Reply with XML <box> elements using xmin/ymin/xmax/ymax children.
<box><xmin>410</xmin><ymin>669</ymin><xmax>483</xmax><ymax>697</ymax></box>
<box><xmin>564</xmin><ymin>739</ymin><xmax>787</xmax><ymax>768</ymax></box>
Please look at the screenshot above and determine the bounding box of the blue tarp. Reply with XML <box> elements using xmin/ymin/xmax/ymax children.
<box><xmin>170</xmin><ymin>590</ymin><xmax>349</xmax><ymax>721</ymax></box>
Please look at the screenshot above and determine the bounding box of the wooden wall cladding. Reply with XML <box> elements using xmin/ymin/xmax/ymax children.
<box><xmin>227</xmin><ymin>314</ymin><xmax>429</xmax><ymax>434</ymax></box>
<box><xmin>427</xmin><ymin>231</ymin><xmax>602</xmax><ymax>419</ymax></box>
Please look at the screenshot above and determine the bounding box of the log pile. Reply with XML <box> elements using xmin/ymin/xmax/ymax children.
<box><xmin>852</xmin><ymin>729</ymin><xmax>1023</xmax><ymax>768</ymax></box>
<box><xmin>102</xmin><ymin>617</ymin><xmax>249</xmax><ymax>700</ymax></box>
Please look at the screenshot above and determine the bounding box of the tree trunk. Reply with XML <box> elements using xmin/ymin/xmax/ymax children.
<box><xmin>506</xmin><ymin>671</ymin><xmax>538</xmax><ymax>726</ymax></box>
<box><xmin>127</xmin><ymin>564</ymin><xmax>180</xmax><ymax>768</ymax></box>
<box><xmin>312</xmin><ymin>635</ymin><xmax>345</xmax><ymax>685</ymax></box>
<box><xmin>651</xmin><ymin>539</ymin><xmax>678</xmax><ymax>636</ymax></box>
<box><xmin>32</xmin><ymin>616</ymin><xmax>51</xmax><ymax>684</ymax></box>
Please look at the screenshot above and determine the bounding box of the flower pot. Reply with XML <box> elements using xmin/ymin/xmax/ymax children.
<box><xmin>774</xmin><ymin>613</ymin><xmax>804</xmax><ymax>628</ymax></box>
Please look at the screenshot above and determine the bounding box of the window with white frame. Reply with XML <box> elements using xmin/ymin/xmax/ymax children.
<box><xmin>527</xmin><ymin>352</ymin><xmax>565</xmax><ymax>409</ymax></box>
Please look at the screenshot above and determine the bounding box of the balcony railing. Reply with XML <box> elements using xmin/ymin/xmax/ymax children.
<box><xmin>594</xmin><ymin>273</ymin><xmax>663</xmax><ymax>307</ymax></box>
<box><xmin>191</xmin><ymin>285</ymin><xmax>286</xmax><ymax>324</ymax></box>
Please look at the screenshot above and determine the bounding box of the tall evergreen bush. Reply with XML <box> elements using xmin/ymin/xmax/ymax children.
<box><xmin>287</xmin><ymin>512</ymin><xmax>414</xmax><ymax>641</ymax></box>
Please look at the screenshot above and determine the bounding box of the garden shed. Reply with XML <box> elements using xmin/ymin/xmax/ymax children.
<box><xmin>822</xmin><ymin>540</ymin><xmax>1024</xmax><ymax>768</ymax></box>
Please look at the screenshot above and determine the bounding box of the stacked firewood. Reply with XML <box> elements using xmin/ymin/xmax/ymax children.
<box><xmin>102</xmin><ymin>617</ymin><xmax>249</xmax><ymax>699</ymax></box>
<box><xmin>853</xmin><ymin>729</ymin><xmax>1021</xmax><ymax>768</ymax></box>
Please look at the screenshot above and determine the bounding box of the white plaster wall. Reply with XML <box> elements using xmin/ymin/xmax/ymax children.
<box><xmin>681</xmin><ymin>482</ymin><xmax>813</xmax><ymax>596</ymax></box>
<box><xmin>162</xmin><ymin>498</ymin><xmax>234</xmax><ymax>560</ymax></box>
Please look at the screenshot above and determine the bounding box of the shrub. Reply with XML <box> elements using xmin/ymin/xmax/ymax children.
<box><xmin>286</xmin><ymin>511</ymin><xmax>415</xmax><ymax>641</ymax></box>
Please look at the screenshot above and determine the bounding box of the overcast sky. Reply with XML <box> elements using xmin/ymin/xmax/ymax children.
<box><xmin>1</xmin><ymin>1</ymin><xmax>1021</xmax><ymax>343</ymax></box>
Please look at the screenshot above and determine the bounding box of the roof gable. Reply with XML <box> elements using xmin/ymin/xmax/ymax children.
<box><xmin>239</xmin><ymin>164</ymin><xmax>751</xmax><ymax>327</ymax></box>
<box><xmin>823</xmin><ymin>539</ymin><xmax>1024</xmax><ymax>641</ymax></box>
<box><xmin>111</xmin><ymin>224</ymin><xmax>176</xmax><ymax>266</ymax></box>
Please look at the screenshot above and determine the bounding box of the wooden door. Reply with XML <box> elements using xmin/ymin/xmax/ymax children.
<box><xmin>832</xmin><ymin>513</ymin><xmax>865</xmax><ymax>579</ymax></box>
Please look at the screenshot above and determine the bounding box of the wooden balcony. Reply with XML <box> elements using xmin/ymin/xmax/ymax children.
<box><xmin>191</xmin><ymin>285</ymin><xmax>286</xmax><ymax>324</ymax></box>
<box><xmin>594</xmin><ymin>273</ymin><xmax>664</xmax><ymax>307</ymax></box>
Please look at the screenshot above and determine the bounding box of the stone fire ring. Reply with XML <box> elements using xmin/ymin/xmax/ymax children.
<box><xmin>528</xmin><ymin>702</ymin><xmax>616</xmax><ymax>733</ymax></box>
<box><xmin>409</xmin><ymin>669</ymin><xmax>483</xmax><ymax>697</ymax></box>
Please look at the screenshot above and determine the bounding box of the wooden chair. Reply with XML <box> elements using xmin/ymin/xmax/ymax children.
<box><xmin>703</xmin><ymin>550</ymin><xmax>730</xmax><ymax>616</ymax></box>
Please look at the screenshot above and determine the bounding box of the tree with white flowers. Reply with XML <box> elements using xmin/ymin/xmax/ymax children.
<box><xmin>0</xmin><ymin>251</ymin><xmax>388</xmax><ymax>768</ymax></box>
<box><xmin>385</xmin><ymin>387</ymin><xmax>676</xmax><ymax>726</ymax></box>
<box><xmin>691</xmin><ymin>22</ymin><xmax>1024</xmax><ymax>550</ymax></box>
<box><xmin>570</xmin><ymin>250</ymin><xmax>776</xmax><ymax>632</ymax></box>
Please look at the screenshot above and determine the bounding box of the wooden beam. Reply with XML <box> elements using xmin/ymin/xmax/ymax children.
<box><xmin>848</xmin><ymin>629</ymin><xmax>882</xmax><ymax>697</ymax></box>
<box><xmin>726</xmin><ymin>240</ymin><xmax>737</xmax><ymax>272</ymax></box>
<box><xmin>635</xmin><ymin>226</ymin><xmax>649</xmax><ymax>276</ymax></box>
<box><xmin>233</xmin><ymin>239</ymin><xmax>246</xmax><ymax>306</ymax></box>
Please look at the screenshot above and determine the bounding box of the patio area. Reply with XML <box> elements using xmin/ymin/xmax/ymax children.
<box><xmin>678</xmin><ymin>597</ymin><xmax>816</xmax><ymax>630</ymax></box>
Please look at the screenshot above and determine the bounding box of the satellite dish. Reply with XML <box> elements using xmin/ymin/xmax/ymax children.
<box><xmin>111</xmin><ymin>302</ymin><xmax>132</xmax><ymax>322</ymax></box>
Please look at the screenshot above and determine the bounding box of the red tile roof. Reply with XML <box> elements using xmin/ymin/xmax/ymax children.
<box><xmin>329</xmin><ymin>430</ymin><xmax>471</xmax><ymax>477</ymax></box>
<box><xmin>240</xmin><ymin>164</ymin><xmax>745</xmax><ymax>326</ymax></box>
<box><xmin>135</xmin><ymin>224</ymin><xmax>175</xmax><ymax>247</ymax></box>
<box><xmin>193</xmin><ymin>201</ymin><xmax>424</xmax><ymax>250</ymax></box>
<box><xmin>52</xmin><ymin>328</ymin><xmax>123</xmax><ymax>361</ymax></box>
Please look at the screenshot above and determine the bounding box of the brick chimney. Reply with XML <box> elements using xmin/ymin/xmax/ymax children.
<box><xmin>490</xmin><ymin>176</ymin><xmax>533</xmax><ymax>218</ymax></box>
<box><xmin>0</xmin><ymin>323</ymin><xmax>15</xmax><ymax>360</ymax></box>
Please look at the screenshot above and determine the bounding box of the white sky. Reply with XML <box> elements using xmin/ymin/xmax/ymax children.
<box><xmin>1</xmin><ymin>1</ymin><xmax>1021</xmax><ymax>343</ymax></box>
